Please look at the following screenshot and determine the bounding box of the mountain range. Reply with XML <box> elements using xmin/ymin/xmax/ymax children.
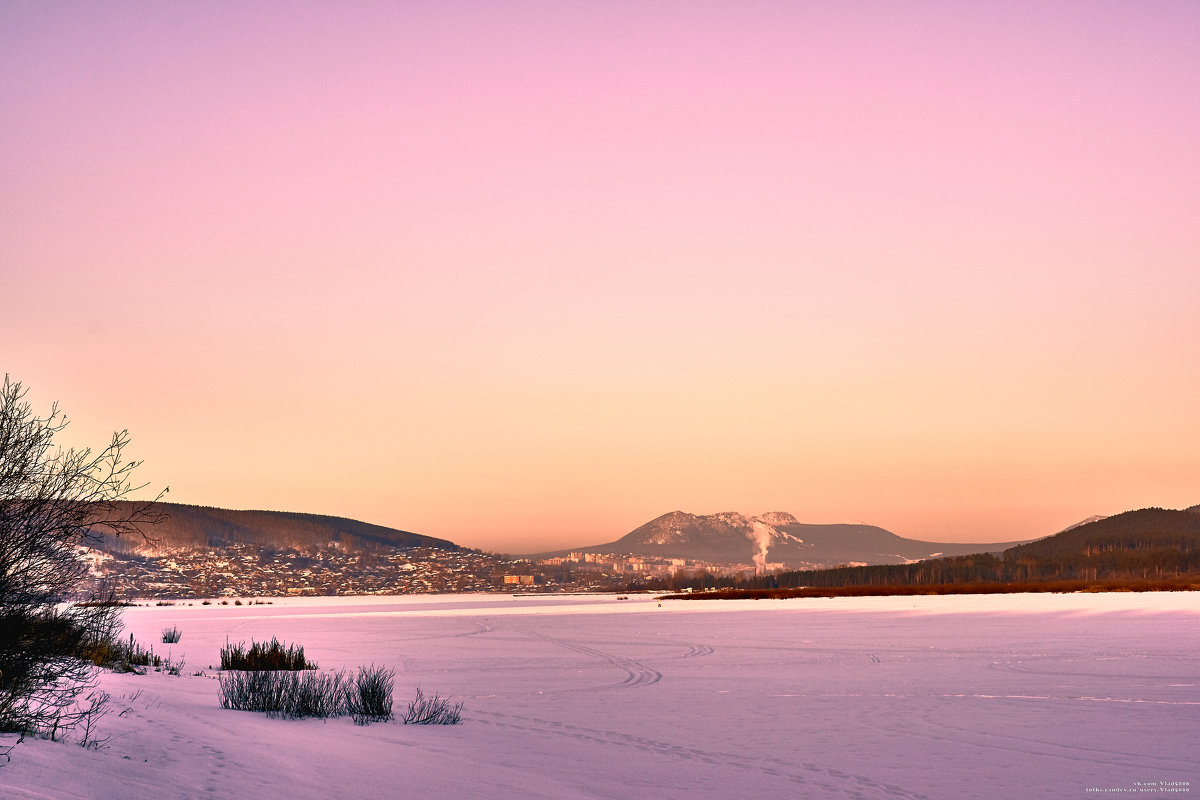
<box><xmin>539</xmin><ymin>510</ymin><xmax>1036</xmax><ymax>569</ymax></box>
<box><xmin>74</xmin><ymin>501</ymin><xmax>1199</xmax><ymax>596</ymax></box>
<box><xmin>93</xmin><ymin>503</ymin><xmax>1196</xmax><ymax>575</ymax></box>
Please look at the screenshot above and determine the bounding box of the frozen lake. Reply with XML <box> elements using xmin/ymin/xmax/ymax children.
<box><xmin>2</xmin><ymin>592</ymin><xmax>1197</xmax><ymax>799</ymax></box>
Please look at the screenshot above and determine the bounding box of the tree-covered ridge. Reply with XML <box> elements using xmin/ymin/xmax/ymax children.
<box><xmin>1006</xmin><ymin>508</ymin><xmax>1200</xmax><ymax>559</ymax></box>
<box><xmin>88</xmin><ymin>502</ymin><xmax>457</xmax><ymax>555</ymax></box>
<box><xmin>1002</xmin><ymin>507</ymin><xmax>1200</xmax><ymax>582</ymax></box>
<box><xmin>744</xmin><ymin>507</ymin><xmax>1200</xmax><ymax>590</ymax></box>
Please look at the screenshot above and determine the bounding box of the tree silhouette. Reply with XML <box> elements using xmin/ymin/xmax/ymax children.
<box><xmin>0</xmin><ymin>376</ymin><xmax>163</xmax><ymax>747</ymax></box>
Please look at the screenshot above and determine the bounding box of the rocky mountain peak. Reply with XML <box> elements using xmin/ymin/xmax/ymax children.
<box><xmin>710</xmin><ymin>511</ymin><xmax>751</xmax><ymax>528</ymax></box>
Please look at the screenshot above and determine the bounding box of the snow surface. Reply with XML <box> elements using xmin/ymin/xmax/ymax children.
<box><xmin>2</xmin><ymin>592</ymin><xmax>1197</xmax><ymax>800</ymax></box>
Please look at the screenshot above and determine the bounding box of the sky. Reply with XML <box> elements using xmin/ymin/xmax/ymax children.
<box><xmin>3</xmin><ymin>1</ymin><xmax>1198</xmax><ymax>553</ymax></box>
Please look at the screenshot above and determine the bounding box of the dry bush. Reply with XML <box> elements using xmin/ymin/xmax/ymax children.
<box><xmin>219</xmin><ymin>669</ymin><xmax>347</xmax><ymax>718</ymax></box>
<box><xmin>220</xmin><ymin>637</ymin><xmax>313</xmax><ymax>671</ymax></box>
<box><xmin>402</xmin><ymin>687</ymin><xmax>462</xmax><ymax>725</ymax></box>
<box><xmin>348</xmin><ymin>665</ymin><xmax>394</xmax><ymax>725</ymax></box>
<box><xmin>219</xmin><ymin>663</ymin><xmax>396</xmax><ymax>724</ymax></box>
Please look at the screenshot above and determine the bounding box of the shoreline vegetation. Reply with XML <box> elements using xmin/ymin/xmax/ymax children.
<box><xmin>660</xmin><ymin>577</ymin><xmax>1200</xmax><ymax>601</ymax></box>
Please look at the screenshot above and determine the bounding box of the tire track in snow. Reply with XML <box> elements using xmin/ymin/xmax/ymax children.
<box><xmin>381</xmin><ymin>616</ymin><xmax>496</xmax><ymax>643</ymax></box>
<box><xmin>470</xmin><ymin>710</ymin><xmax>928</xmax><ymax>800</ymax></box>
<box><xmin>412</xmin><ymin>617</ymin><xmax>495</xmax><ymax>640</ymax></box>
<box><xmin>520</xmin><ymin>630</ymin><xmax>663</xmax><ymax>690</ymax></box>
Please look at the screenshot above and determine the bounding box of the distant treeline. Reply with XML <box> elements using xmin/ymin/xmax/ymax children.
<box><xmin>657</xmin><ymin>508</ymin><xmax>1200</xmax><ymax>594</ymax></box>
<box><xmin>665</xmin><ymin>578</ymin><xmax>1200</xmax><ymax>600</ymax></box>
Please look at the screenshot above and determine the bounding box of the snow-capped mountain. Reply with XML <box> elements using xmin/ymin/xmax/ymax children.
<box><xmin>1059</xmin><ymin>515</ymin><xmax>1108</xmax><ymax>532</ymax></box>
<box><xmin>546</xmin><ymin>510</ymin><xmax>1035</xmax><ymax>569</ymax></box>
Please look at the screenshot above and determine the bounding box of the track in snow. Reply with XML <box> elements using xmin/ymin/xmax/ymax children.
<box><xmin>520</xmin><ymin>629</ymin><xmax>663</xmax><ymax>689</ymax></box>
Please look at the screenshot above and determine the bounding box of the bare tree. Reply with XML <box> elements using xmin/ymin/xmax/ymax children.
<box><xmin>0</xmin><ymin>375</ymin><xmax>163</xmax><ymax>750</ymax></box>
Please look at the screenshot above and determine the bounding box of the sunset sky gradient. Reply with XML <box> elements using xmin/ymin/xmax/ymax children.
<box><xmin>4</xmin><ymin>2</ymin><xmax>1198</xmax><ymax>552</ymax></box>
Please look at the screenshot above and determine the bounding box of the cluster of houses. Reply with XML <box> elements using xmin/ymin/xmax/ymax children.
<box><xmin>77</xmin><ymin>543</ymin><xmax>777</xmax><ymax>600</ymax></box>
<box><xmin>81</xmin><ymin>544</ymin><xmax>512</xmax><ymax>599</ymax></box>
<box><xmin>539</xmin><ymin>552</ymin><xmax>776</xmax><ymax>577</ymax></box>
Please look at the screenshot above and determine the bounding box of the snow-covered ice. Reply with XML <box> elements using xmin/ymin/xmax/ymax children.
<box><xmin>2</xmin><ymin>592</ymin><xmax>1197</xmax><ymax>799</ymax></box>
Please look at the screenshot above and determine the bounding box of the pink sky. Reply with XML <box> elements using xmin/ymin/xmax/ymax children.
<box><xmin>3</xmin><ymin>2</ymin><xmax>1198</xmax><ymax>553</ymax></box>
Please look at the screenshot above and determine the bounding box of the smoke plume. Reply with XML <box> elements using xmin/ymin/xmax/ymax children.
<box><xmin>750</xmin><ymin>520</ymin><xmax>773</xmax><ymax>573</ymax></box>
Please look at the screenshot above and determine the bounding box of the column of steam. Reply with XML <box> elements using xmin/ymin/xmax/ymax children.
<box><xmin>750</xmin><ymin>520</ymin><xmax>772</xmax><ymax>575</ymax></box>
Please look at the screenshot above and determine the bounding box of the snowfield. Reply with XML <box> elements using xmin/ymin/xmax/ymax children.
<box><xmin>2</xmin><ymin>592</ymin><xmax>1197</xmax><ymax>800</ymax></box>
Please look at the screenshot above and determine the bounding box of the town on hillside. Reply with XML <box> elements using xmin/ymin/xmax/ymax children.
<box><xmin>79</xmin><ymin>543</ymin><xmax>767</xmax><ymax>599</ymax></box>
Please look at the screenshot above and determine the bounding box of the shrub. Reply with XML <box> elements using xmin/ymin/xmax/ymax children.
<box><xmin>73</xmin><ymin>691</ymin><xmax>111</xmax><ymax>749</ymax></box>
<box><xmin>290</xmin><ymin>670</ymin><xmax>351</xmax><ymax>718</ymax></box>
<box><xmin>218</xmin><ymin>666</ymin><xmax>393</xmax><ymax>723</ymax></box>
<box><xmin>84</xmin><ymin>633</ymin><xmax>158</xmax><ymax>672</ymax></box>
<box><xmin>219</xmin><ymin>670</ymin><xmax>304</xmax><ymax>716</ymax></box>
<box><xmin>228</xmin><ymin>669</ymin><xmax>347</xmax><ymax>718</ymax></box>
<box><xmin>0</xmin><ymin>606</ymin><xmax>119</xmax><ymax>736</ymax></box>
<box><xmin>220</xmin><ymin>637</ymin><xmax>314</xmax><ymax>671</ymax></box>
<box><xmin>160</xmin><ymin>651</ymin><xmax>185</xmax><ymax>676</ymax></box>
<box><xmin>402</xmin><ymin>687</ymin><xmax>462</xmax><ymax>725</ymax></box>
<box><xmin>161</xmin><ymin>626</ymin><xmax>182</xmax><ymax>644</ymax></box>
<box><xmin>348</xmin><ymin>665</ymin><xmax>394</xmax><ymax>725</ymax></box>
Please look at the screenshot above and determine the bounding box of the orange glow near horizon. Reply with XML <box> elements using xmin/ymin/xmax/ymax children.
<box><xmin>4</xmin><ymin>3</ymin><xmax>1198</xmax><ymax>553</ymax></box>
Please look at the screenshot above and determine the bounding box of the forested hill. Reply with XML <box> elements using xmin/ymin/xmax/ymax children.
<box><xmin>89</xmin><ymin>502</ymin><xmax>456</xmax><ymax>555</ymax></box>
<box><xmin>756</xmin><ymin>507</ymin><xmax>1200</xmax><ymax>590</ymax></box>
<box><xmin>1004</xmin><ymin>508</ymin><xmax>1200</xmax><ymax>564</ymax></box>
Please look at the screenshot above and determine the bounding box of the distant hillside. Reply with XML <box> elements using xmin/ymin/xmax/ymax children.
<box><xmin>542</xmin><ymin>510</ymin><xmax>1032</xmax><ymax>569</ymax></box>
<box><xmin>754</xmin><ymin>507</ymin><xmax>1200</xmax><ymax>590</ymax></box>
<box><xmin>1003</xmin><ymin>507</ymin><xmax>1200</xmax><ymax>579</ymax></box>
<box><xmin>89</xmin><ymin>502</ymin><xmax>456</xmax><ymax>555</ymax></box>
